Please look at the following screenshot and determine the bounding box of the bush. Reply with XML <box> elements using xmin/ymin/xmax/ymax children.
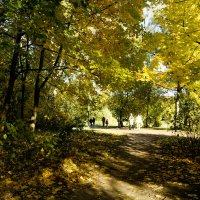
<box><xmin>37</xmin><ymin>114</ymin><xmax>86</xmax><ymax>132</ymax></box>
<box><xmin>1</xmin><ymin>120</ymin><xmax>64</xmax><ymax>171</ymax></box>
<box><xmin>159</xmin><ymin>135</ymin><xmax>200</xmax><ymax>160</ymax></box>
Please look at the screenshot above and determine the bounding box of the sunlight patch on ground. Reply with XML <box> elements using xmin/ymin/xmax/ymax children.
<box><xmin>61</xmin><ymin>158</ymin><xmax>79</xmax><ymax>173</ymax></box>
<box><xmin>123</xmin><ymin>147</ymin><xmax>150</xmax><ymax>158</ymax></box>
<box><xmin>82</xmin><ymin>162</ymin><xmax>169</xmax><ymax>200</ymax></box>
<box><xmin>108</xmin><ymin>155</ymin><xmax>132</xmax><ymax>166</ymax></box>
<box><xmin>39</xmin><ymin>168</ymin><xmax>54</xmax><ymax>186</ymax></box>
<box><xmin>101</xmin><ymin>155</ymin><xmax>132</xmax><ymax>173</ymax></box>
<box><xmin>88</xmin><ymin>127</ymin><xmax>175</xmax><ymax>136</ymax></box>
<box><xmin>91</xmin><ymin>128</ymin><xmax>129</xmax><ymax>135</ymax></box>
<box><xmin>136</xmin><ymin>128</ymin><xmax>174</xmax><ymax>136</ymax></box>
<box><xmin>91</xmin><ymin>169</ymin><xmax>168</xmax><ymax>200</ymax></box>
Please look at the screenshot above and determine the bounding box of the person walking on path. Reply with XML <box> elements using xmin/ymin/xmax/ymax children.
<box><xmin>129</xmin><ymin>113</ymin><xmax>134</xmax><ymax>130</ymax></box>
<box><xmin>105</xmin><ymin>119</ymin><xmax>109</xmax><ymax>128</ymax></box>
<box><xmin>136</xmin><ymin>114</ymin><xmax>142</xmax><ymax>129</ymax></box>
<box><xmin>92</xmin><ymin>117</ymin><xmax>95</xmax><ymax>126</ymax></box>
<box><xmin>89</xmin><ymin>118</ymin><xmax>93</xmax><ymax>127</ymax></box>
<box><xmin>102</xmin><ymin>117</ymin><xmax>105</xmax><ymax>127</ymax></box>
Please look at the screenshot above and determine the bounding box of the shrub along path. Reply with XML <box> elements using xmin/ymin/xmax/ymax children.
<box><xmin>0</xmin><ymin>128</ymin><xmax>199</xmax><ymax>199</ymax></box>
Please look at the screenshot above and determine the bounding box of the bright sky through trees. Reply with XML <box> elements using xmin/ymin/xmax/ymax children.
<box><xmin>143</xmin><ymin>2</ymin><xmax>164</xmax><ymax>33</ymax></box>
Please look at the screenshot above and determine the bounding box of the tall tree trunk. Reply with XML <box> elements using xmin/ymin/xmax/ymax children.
<box><xmin>21</xmin><ymin>78</ymin><xmax>25</xmax><ymax>120</ymax></box>
<box><xmin>31</xmin><ymin>85</ymin><xmax>40</xmax><ymax>132</ymax></box>
<box><xmin>119</xmin><ymin>110</ymin><xmax>123</xmax><ymax>127</ymax></box>
<box><xmin>30</xmin><ymin>45</ymin><xmax>63</xmax><ymax>132</ymax></box>
<box><xmin>174</xmin><ymin>81</ymin><xmax>181</xmax><ymax>132</ymax></box>
<box><xmin>20</xmin><ymin>37</ymin><xmax>30</xmax><ymax>119</ymax></box>
<box><xmin>20</xmin><ymin>60</ymin><xmax>29</xmax><ymax>119</ymax></box>
<box><xmin>30</xmin><ymin>47</ymin><xmax>45</xmax><ymax>132</ymax></box>
<box><xmin>1</xmin><ymin>30</ymin><xmax>23</xmax><ymax>122</ymax></box>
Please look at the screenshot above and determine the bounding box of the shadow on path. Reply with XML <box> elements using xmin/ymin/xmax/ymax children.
<box><xmin>0</xmin><ymin>128</ymin><xmax>199</xmax><ymax>200</ymax></box>
<box><xmin>68</xmin><ymin>129</ymin><xmax>200</xmax><ymax>200</ymax></box>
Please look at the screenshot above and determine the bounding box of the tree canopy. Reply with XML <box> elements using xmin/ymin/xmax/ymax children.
<box><xmin>0</xmin><ymin>0</ymin><xmax>199</xmax><ymax>132</ymax></box>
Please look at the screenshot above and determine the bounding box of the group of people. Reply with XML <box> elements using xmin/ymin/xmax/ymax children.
<box><xmin>129</xmin><ymin>113</ymin><xmax>142</xmax><ymax>130</ymax></box>
<box><xmin>89</xmin><ymin>114</ymin><xmax>142</xmax><ymax>129</ymax></box>
<box><xmin>89</xmin><ymin>116</ymin><xmax>109</xmax><ymax>128</ymax></box>
<box><xmin>89</xmin><ymin>117</ymin><xmax>95</xmax><ymax>127</ymax></box>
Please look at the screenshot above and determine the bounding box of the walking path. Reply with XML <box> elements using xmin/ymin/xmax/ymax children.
<box><xmin>70</xmin><ymin>128</ymin><xmax>199</xmax><ymax>200</ymax></box>
<box><xmin>1</xmin><ymin>128</ymin><xmax>199</xmax><ymax>199</ymax></box>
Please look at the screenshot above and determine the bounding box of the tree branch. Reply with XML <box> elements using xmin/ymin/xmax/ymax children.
<box><xmin>40</xmin><ymin>45</ymin><xmax>63</xmax><ymax>90</ymax></box>
<box><xmin>0</xmin><ymin>31</ymin><xmax>16</xmax><ymax>39</ymax></box>
<box><xmin>184</xmin><ymin>45</ymin><xmax>199</xmax><ymax>65</ymax></box>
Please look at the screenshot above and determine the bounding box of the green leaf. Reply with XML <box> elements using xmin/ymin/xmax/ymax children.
<box><xmin>3</xmin><ymin>134</ymin><xmax>7</xmax><ymax>140</ymax></box>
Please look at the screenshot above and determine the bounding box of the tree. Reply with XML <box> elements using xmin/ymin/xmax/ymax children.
<box><xmin>142</xmin><ymin>0</ymin><xmax>200</xmax><ymax>130</ymax></box>
<box><xmin>0</xmin><ymin>0</ymin><xmax>64</xmax><ymax>125</ymax></box>
<box><xmin>1</xmin><ymin>0</ymin><xmax>148</xmax><ymax>132</ymax></box>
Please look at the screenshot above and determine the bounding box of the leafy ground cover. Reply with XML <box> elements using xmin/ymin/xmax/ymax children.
<box><xmin>0</xmin><ymin>128</ymin><xmax>200</xmax><ymax>199</ymax></box>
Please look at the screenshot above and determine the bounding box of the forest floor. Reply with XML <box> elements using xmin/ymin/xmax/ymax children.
<box><xmin>0</xmin><ymin>127</ymin><xmax>200</xmax><ymax>199</ymax></box>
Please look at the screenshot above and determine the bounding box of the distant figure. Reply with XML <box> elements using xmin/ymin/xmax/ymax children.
<box><xmin>105</xmin><ymin>119</ymin><xmax>108</xmax><ymax>128</ymax></box>
<box><xmin>136</xmin><ymin>114</ymin><xmax>142</xmax><ymax>129</ymax></box>
<box><xmin>89</xmin><ymin>118</ymin><xmax>93</xmax><ymax>127</ymax></box>
<box><xmin>92</xmin><ymin>117</ymin><xmax>95</xmax><ymax>126</ymax></box>
<box><xmin>129</xmin><ymin>113</ymin><xmax>134</xmax><ymax>130</ymax></box>
<box><xmin>102</xmin><ymin>116</ymin><xmax>105</xmax><ymax>127</ymax></box>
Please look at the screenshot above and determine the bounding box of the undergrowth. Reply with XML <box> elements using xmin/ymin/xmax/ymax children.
<box><xmin>158</xmin><ymin>133</ymin><xmax>200</xmax><ymax>161</ymax></box>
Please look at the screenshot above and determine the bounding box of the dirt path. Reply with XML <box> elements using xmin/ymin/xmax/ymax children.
<box><xmin>1</xmin><ymin>128</ymin><xmax>199</xmax><ymax>199</ymax></box>
<box><xmin>70</xmin><ymin>128</ymin><xmax>200</xmax><ymax>200</ymax></box>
